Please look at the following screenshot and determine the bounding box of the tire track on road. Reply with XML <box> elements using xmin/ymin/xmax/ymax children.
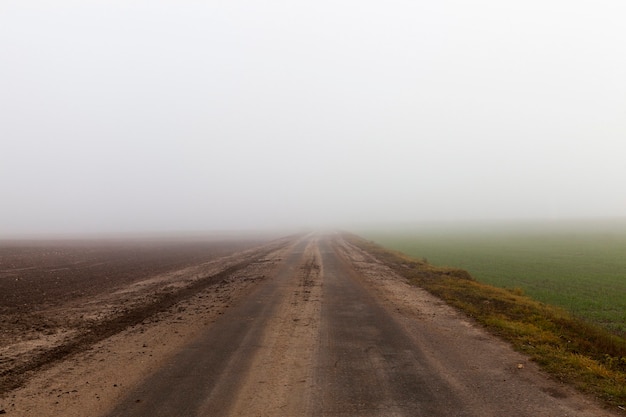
<box><xmin>313</xmin><ymin>238</ymin><xmax>463</xmax><ymax>417</ymax></box>
<box><xmin>106</xmin><ymin>237</ymin><xmax>312</xmax><ymax>417</ymax></box>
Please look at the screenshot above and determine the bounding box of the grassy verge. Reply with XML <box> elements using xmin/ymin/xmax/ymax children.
<box><xmin>363</xmin><ymin>227</ymin><xmax>626</xmax><ymax>334</ymax></box>
<box><xmin>345</xmin><ymin>233</ymin><xmax>626</xmax><ymax>411</ymax></box>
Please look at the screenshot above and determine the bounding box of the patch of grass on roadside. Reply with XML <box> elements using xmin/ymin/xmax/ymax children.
<box><xmin>344</xmin><ymin>233</ymin><xmax>626</xmax><ymax>411</ymax></box>
<box><xmin>363</xmin><ymin>226</ymin><xmax>626</xmax><ymax>334</ymax></box>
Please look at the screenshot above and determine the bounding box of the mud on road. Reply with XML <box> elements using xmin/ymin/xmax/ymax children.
<box><xmin>0</xmin><ymin>236</ymin><xmax>288</xmax><ymax>397</ymax></box>
<box><xmin>1</xmin><ymin>234</ymin><xmax>621</xmax><ymax>416</ymax></box>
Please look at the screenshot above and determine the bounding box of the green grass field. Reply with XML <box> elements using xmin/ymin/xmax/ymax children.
<box><xmin>362</xmin><ymin>220</ymin><xmax>626</xmax><ymax>334</ymax></box>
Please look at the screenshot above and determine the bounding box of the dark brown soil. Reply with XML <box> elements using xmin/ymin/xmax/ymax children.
<box><xmin>0</xmin><ymin>239</ymin><xmax>262</xmax><ymax>310</ymax></box>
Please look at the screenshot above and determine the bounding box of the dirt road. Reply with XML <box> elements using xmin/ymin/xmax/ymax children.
<box><xmin>2</xmin><ymin>234</ymin><xmax>618</xmax><ymax>416</ymax></box>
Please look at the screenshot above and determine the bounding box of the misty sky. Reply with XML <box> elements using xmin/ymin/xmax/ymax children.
<box><xmin>2</xmin><ymin>1</ymin><xmax>625</xmax><ymax>235</ymax></box>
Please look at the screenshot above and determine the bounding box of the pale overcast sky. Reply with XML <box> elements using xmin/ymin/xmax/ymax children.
<box><xmin>1</xmin><ymin>1</ymin><xmax>625</xmax><ymax>235</ymax></box>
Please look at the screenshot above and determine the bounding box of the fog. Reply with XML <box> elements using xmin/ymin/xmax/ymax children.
<box><xmin>2</xmin><ymin>1</ymin><xmax>625</xmax><ymax>236</ymax></box>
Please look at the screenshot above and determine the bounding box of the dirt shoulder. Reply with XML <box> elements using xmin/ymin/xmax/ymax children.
<box><xmin>0</xmin><ymin>237</ymin><xmax>296</xmax><ymax>416</ymax></box>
